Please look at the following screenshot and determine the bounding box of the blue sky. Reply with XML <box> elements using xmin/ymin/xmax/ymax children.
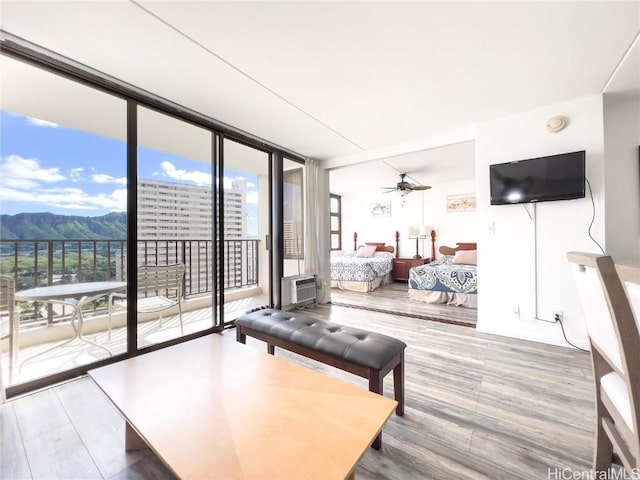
<box><xmin>0</xmin><ymin>111</ymin><xmax>259</xmax><ymax>233</ymax></box>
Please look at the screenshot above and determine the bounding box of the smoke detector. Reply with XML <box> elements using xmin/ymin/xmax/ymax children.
<box><xmin>546</xmin><ymin>116</ymin><xmax>567</xmax><ymax>133</ymax></box>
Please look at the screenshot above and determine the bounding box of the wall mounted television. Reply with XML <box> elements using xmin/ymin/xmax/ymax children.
<box><xmin>490</xmin><ymin>150</ymin><xmax>586</xmax><ymax>205</ymax></box>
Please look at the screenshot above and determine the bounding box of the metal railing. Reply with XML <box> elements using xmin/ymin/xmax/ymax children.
<box><xmin>0</xmin><ymin>238</ymin><xmax>260</xmax><ymax>327</ymax></box>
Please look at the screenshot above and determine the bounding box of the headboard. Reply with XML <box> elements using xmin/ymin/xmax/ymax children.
<box><xmin>353</xmin><ymin>231</ymin><xmax>400</xmax><ymax>258</ymax></box>
<box><xmin>439</xmin><ymin>242</ymin><xmax>477</xmax><ymax>256</ymax></box>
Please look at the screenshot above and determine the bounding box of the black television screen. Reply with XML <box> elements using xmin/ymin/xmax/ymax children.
<box><xmin>490</xmin><ymin>151</ymin><xmax>585</xmax><ymax>205</ymax></box>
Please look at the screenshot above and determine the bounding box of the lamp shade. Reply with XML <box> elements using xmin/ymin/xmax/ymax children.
<box><xmin>408</xmin><ymin>225</ymin><xmax>420</xmax><ymax>237</ymax></box>
<box><xmin>419</xmin><ymin>225</ymin><xmax>432</xmax><ymax>236</ymax></box>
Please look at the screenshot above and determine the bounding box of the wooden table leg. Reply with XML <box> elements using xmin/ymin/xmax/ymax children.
<box><xmin>125</xmin><ymin>422</ymin><xmax>147</xmax><ymax>451</ymax></box>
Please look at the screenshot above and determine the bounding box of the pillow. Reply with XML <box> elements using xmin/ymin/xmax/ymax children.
<box><xmin>452</xmin><ymin>250</ymin><xmax>477</xmax><ymax>265</ymax></box>
<box><xmin>356</xmin><ymin>245</ymin><xmax>377</xmax><ymax>258</ymax></box>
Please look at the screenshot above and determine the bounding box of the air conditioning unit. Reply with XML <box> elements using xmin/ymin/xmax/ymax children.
<box><xmin>290</xmin><ymin>275</ymin><xmax>316</xmax><ymax>305</ymax></box>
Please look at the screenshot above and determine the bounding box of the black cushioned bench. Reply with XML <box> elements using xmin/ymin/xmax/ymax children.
<box><xmin>235</xmin><ymin>308</ymin><xmax>406</xmax><ymax>450</ymax></box>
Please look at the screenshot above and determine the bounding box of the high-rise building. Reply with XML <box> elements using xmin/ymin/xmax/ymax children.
<box><xmin>117</xmin><ymin>179</ymin><xmax>253</xmax><ymax>294</ymax></box>
<box><xmin>138</xmin><ymin>180</ymin><xmax>213</xmax><ymax>240</ymax></box>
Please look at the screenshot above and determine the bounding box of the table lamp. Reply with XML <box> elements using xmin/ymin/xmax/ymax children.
<box><xmin>408</xmin><ymin>226</ymin><xmax>421</xmax><ymax>259</ymax></box>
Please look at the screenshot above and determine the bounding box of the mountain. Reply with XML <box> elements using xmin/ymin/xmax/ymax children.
<box><xmin>0</xmin><ymin>212</ymin><xmax>127</xmax><ymax>240</ymax></box>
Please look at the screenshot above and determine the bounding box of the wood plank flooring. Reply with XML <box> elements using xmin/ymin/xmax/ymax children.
<box><xmin>0</xmin><ymin>302</ymin><xmax>594</xmax><ymax>480</ymax></box>
<box><xmin>331</xmin><ymin>282</ymin><xmax>478</xmax><ymax>326</ymax></box>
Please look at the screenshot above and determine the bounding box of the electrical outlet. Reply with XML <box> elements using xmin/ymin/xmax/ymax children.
<box><xmin>512</xmin><ymin>306</ymin><xmax>520</xmax><ymax>318</ymax></box>
<box><xmin>553</xmin><ymin>311</ymin><xmax>563</xmax><ymax>323</ymax></box>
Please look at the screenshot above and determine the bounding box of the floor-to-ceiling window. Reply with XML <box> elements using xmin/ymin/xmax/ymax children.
<box><xmin>0</xmin><ymin>45</ymin><xmax>305</xmax><ymax>398</ymax></box>
<box><xmin>221</xmin><ymin>138</ymin><xmax>271</xmax><ymax>325</ymax></box>
<box><xmin>282</xmin><ymin>158</ymin><xmax>305</xmax><ymax>278</ymax></box>
<box><xmin>136</xmin><ymin>106</ymin><xmax>216</xmax><ymax>348</ymax></box>
<box><xmin>0</xmin><ymin>54</ymin><xmax>127</xmax><ymax>388</ymax></box>
<box><xmin>330</xmin><ymin>194</ymin><xmax>342</xmax><ymax>251</ymax></box>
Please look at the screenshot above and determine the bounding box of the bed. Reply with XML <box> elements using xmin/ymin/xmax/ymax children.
<box><xmin>408</xmin><ymin>242</ymin><xmax>477</xmax><ymax>308</ymax></box>
<box><xmin>330</xmin><ymin>232</ymin><xmax>399</xmax><ymax>292</ymax></box>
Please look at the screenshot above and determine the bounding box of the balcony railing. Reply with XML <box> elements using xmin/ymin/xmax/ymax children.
<box><xmin>0</xmin><ymin>238</ymin><xmax>260</xmax><ymax>328</ymax></box>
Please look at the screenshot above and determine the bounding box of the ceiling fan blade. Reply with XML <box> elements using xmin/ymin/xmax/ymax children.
<box><xmin>411</xmin><ymin>185</ymin><xmax>432</xmax><ymax>191</ymax></box>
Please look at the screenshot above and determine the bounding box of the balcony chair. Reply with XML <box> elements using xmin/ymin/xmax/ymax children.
<box><xmin>0</xmin><ymin>276</ymin><xmax>19</xmax><ymax>402</ymax></box>
<box><xmin>567</xmin><ymin>252</ymin><xmax>639</xmax><ymax>474</ymax></box>
<box><xmin>109</xmin><ymin>263</ymin><xmax>186</xmax><ymax>338</ymax></box>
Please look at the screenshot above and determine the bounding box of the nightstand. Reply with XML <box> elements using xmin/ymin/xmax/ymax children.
<box><xmin>392</xmin><ymin>258</ymin><xmax>430</xmax><ymax>282</ymax></box>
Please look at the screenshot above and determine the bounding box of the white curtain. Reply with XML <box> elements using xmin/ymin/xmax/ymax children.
<box><xmin>304</xmin><ymin>158</ymin><xmax>331</xmax><ymax>303</ymax></box>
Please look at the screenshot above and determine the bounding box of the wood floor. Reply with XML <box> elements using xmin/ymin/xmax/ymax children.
<box><xmin>0</xmin><ymin>302</ymin><xmax>594</xmax><ymax>480</ymax></box>
<box><xmin>331</xmin><ymin>282</ymin><xmax>478</xmax><ymax>326</ymax></box>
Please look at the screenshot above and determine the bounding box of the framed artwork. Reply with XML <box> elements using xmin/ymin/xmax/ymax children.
<box><xmin>370</xmin><ymin>202</ymin><xmax>391</xmax><ymax>217</ymax></box>
<box><xmin>446</xmin><ymin>193</ymin><xmax>476</xmax><ymax>213</ymax></box>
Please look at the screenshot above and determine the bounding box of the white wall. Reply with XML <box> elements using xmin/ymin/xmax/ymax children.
<box><xmin>476</xmin><ymin>95</ymin><xmax>606</xmax><ymax>348</ymax></box>
<box><xmin>603</xmin><ymin>92</ymin><xmax>640</xmax><ymax>262</ymax></box>
<box><xmin>422</xmin><ymin>179</ymin><xmax>479</xmax><ymax>258</ymax></box>
<box><xmin>337</xmin><ymin>177</ymin><xmax>478</xmax><ymax>259</ymax></box>
<box><xmin>339</xmin><ymin>188</ymin><xmax>419</xmax><ymax>257</ymax></box>
<box><xmin>327</xmin><ymin>94</ymin><xmax>638</xmax><ymax>352</ymax></box>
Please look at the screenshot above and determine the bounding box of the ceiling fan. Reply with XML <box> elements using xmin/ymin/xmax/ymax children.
<box><xmin>381</xmin><ymin>173</ymin><xmax>431</xmax><ymax>195</ymax></box>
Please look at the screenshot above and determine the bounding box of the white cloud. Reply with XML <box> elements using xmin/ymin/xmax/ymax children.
<box><xmin>223</xmin><ymin>176</ymin><xmax>233</xmax><ymax>189</ymax></box>
<box><xmin>70</xmin><ymin>167</ymin><xmax>85</xmax><ymax>182</ymax></box>
<box><xmin>223</xmin><ymin>175</ymin><xmax>253</xmax><ymax>190</ymax></box>
<box><xmin>26</xmin><ymin>117</ymin><xmax>60</xmax><ymax>128</ymax></box>
<box><xmin>109</xmin><ymin>188</ymin><xmax>128</xmax><ymax>211</ymax></box>
<box><xmin>50</xmin><ymin>202</ymin><xmax>96</xmax><ymax>210</ymax></box>
<box><xmin>0</xmin><ymin>155</ymin><xmax>66</xmax><ymax>189</ymax></box>
<box><xmin>0</xmin><ymin>185</ymin><xmax>127</xmax><ymax>212</ymax></box>
<box><xmin>91</xmin><ymin>173</ymin><xmax>127</xmax><ymax>186</ymax></box>
<box><xmin>159</xmin><ymin>161</ymin><xmax>212</xmax><ymax>186</ymax></box>
<box><xmin>246</xmin><ymin>190</ymin><xmax>259</xmax><ymax>204</ymax></box>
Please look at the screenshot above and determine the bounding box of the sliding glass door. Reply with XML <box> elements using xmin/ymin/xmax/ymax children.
<box><xmin>0</xmin><ymin>44</ymin><xmax>306</xmax><ymax>398</ymax></box>
<box><xmin>283</xmin><ymin>158</ymin><xmax>305</xmax><ymax>277</ymax></box>
<box><xmin>221</xmin><ymin>138</ymin><xmax>271</xmax><ymax>325</ymax></box>
<box><xmin>0</xmin><ymin>54</ymin><xmax>127</xmax><ymax>387</ymax></box>
<box><xmin>136</xmin><ymin>106</ymin><xmax>216</xmax><ymax>348</ymax></box>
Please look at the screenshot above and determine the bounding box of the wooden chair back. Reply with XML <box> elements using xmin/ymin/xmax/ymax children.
<box><xmin>567</xmin><ymin>252</ymin><xmax>639</xmax><ymax>472</ymax></box>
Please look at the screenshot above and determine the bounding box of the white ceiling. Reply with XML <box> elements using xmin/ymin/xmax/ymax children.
<box><xmin>0</xmin><ymin>0</ymin><xmax>638</xmax><ymax>174</ymax></box>
<box><xmin>330</xmin><ymin>141</ymin><xmax>476</xmax><ymax>195</ymax></box>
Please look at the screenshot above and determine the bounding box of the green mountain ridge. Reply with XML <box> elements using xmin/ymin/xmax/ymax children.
<box><xmin>0</xmin><ymin>212</ymin><xmax>127</xmax><ymax>240</ymax></box>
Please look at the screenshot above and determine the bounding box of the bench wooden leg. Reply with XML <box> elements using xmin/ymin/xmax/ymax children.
<box><xmin>369</xmin><ymin>369</ymin><xmax>384</xmax><ymax>450</ymax></box>
<box><xmin>236</xmin><ymin>326</ymin><xmax>246</xmax><ymax>344</ymax></box>
<box><xmin>267</xmin><ymin>344</ymin><xmax>274</xmax><ymax>355</ymax></box>
<box><xmin>394</xmin><ymin>352</ymin><xmax>404</xmax><ymax>416</ymax></box>
<box><xmin>369</xmin><ymin>369</ymin><xmax>383</xmax><ymax>396</ymax></box>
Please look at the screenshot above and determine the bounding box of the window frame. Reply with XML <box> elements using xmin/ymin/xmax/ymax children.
<box><xmin>283</xmin><ymin>167</ymin><xmax>304</xmax><ymax>260</ymax></box>
<box><xmin>330</xmin><ymin>193</ymin><xmax>342</xmax><ymax>251</ymax></box>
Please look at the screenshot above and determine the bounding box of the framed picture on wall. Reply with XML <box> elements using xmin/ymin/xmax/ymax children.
<box><xmin>446</xmin><ymin>193</ymin><xmax>476</xmax><ymax>213</ymax></box>
<box><xmin>370</xmin><ymin>202</ymin><xmax>391</xmax><ymax>217</ymax></box>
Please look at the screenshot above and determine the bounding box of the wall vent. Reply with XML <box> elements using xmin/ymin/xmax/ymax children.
<box><xmin>290</xmin><ymin>276</ymin><xmax>316</xmax><ymax>305</ymax></box>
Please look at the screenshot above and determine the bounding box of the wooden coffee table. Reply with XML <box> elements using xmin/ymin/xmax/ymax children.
<box><xmin>88</xmin><ymin>334</ymin><xmax>397</xmax><ymax>479</ymax></box>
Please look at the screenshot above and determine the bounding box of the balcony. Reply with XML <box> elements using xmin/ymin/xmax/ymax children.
<box><xmin>0</xmin><ymin>238</ymin><xmax>266</xmax><ymax>388</ymax></box>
